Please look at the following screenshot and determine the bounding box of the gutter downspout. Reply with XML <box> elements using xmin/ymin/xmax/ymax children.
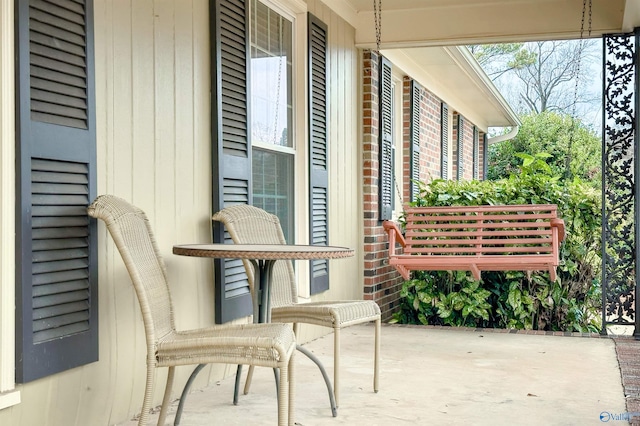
<box><xmin>486</xmin><ymin>125</ymin><xmax>519</xmax><ymax>145</ymax></box>
<box><xmin>484</xmin><ymin>126</ymin><xmax>519</xmax><ymax>179</ymax></box>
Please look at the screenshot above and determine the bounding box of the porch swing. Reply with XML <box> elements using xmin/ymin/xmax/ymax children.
<box><xmin>381</xmin><ymin>0</ymin><xmax>595</xmax><ymax>281</ymax></box>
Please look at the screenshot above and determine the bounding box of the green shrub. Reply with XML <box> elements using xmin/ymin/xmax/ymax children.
<box><xmin>390</xmin><ymin>153</ymin><xmax>602</xmax><ymax>332</ymax></box>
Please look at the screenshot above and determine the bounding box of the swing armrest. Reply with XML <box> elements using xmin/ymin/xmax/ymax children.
<box><xmin>383</xmin><ymin>220</ymin><xmax>405</xmax><ymax>257</ymax></box>
<box><xmin>551</xmin><ymin>218</ymin><xmax>566</xmax><ymax>242</ymax></box>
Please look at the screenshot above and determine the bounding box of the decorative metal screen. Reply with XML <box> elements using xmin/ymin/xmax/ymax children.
<box><xmin>602</xmin><ymin>32</ymin><xmax>638</xmax><ymax>334</ymax></box>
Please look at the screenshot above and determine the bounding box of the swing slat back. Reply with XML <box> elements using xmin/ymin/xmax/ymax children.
<box><xmin>383</xmin><ymin>204</ymin><xmax>565</xmax><ymax>280</ymax></box>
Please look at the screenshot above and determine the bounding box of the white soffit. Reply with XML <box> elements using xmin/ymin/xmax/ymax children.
<box><xmin>382</xmin><ymin>46</ymin><xmax>519</xmax><ymax>131</ymax></box>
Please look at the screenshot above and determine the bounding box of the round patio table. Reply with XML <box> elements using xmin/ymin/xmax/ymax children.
<box><xmin>173</xmin><ymin>243</ymin><xmax>354</xmax><ymax>323</ymax></box>
<box><xmin>172</xmin><ymin>243</ymin><xmax>354</xmax><ymax>422</ymax></box>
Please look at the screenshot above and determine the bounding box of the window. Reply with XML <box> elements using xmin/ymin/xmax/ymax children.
<box><xmin>210</xmin><ymin>0</ymin><xmax>319</xmax><ymax>321</ymax></box>
<box><xmin>252</xmin><ymin>149</ymin><xmax>294</xmax><ymax>240</ymax></box>
<box><xmin>250</xmin><ymin>1</ymin><xmax>295</xmax><ymax>241</ymax></box>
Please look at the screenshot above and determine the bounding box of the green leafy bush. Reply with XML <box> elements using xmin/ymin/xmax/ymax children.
<box><xmin>487</xmin><ymin>112</ymin><xmax>601</xmax><ymax>188</ymax></box>
<box><xmin>391</xmin><ymin>153</ymin><xmax>602</xmax><ymax>332</ymax></box>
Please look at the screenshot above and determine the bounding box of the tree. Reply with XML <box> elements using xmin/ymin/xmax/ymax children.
<box><xmin>469</xmin><ymin>40</ymin><xmax>601</xmax><ymax>122</ymax></box>
<box><xmin>468</xmin><ymin>43</ymin><xmax>536</xmax><ymax>79</ymax></box>
<box><xmin>512</xmin><ymin>40</ymin><xmax>598</xmax><ymax>114</ymax></box>
<box><xmin>487</xmin><ymin>111</ymin><xmax>601</xmax><ymax>186</ymax></box>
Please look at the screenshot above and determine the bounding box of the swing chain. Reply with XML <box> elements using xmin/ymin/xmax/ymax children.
<box><xmin>373</xmin><ymin>0</ymin><xmax>382</xmax><ymax>54</ymax></box>
<box><xmin>571</xmin><ymin>0</ymin><xmax>591</xmax><ymax>118</ymax></box>
<box><xmin>373</xmin><ymin>0</ymin><xmax>403</xmax><ymax>208</ymax></box>
<box><xmin>394</xmin><ymin>173</ymin><xmax>403</xmax><ymax>209</ymax></box>
<box><xmin>566</xmin><ymin>0</ymin><xmax>592</xmax><ymax>179</ymax></box>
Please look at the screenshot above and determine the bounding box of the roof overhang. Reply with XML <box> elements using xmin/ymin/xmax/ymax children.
<box><xmin>322</xmin><ymin>0</ymin><xmax>639</xmax><ymax>48</ymax></box>
<box><xmin>383</xmin><ymin>46</ymin><xmax>520</xmax><ymax>131</ymax></box>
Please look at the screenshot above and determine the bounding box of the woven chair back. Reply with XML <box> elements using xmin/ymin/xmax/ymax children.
<box><xmin>213</xmin><ymin>205</ymin><xmax>298</xmax><ymax>308</ymax></box>
<box><xmin>88</xmin><ymin>195</ymin><xmax>176</xmax><ymax>343</ymax></box>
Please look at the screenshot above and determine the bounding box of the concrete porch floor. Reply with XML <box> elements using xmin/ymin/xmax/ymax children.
<box><xmin>118</xmin><ymin>324</ymin><xmax>628</xmax><ymax>426</ymax></box>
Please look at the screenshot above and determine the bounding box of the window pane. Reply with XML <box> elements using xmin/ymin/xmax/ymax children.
<box><xmin>251</xmin><ymin>1</ymin><xmax>292</xmax><ymax>148</ymax></box>
<box><xmin>252</xmin><ymin>148</ymin><xmax>294</xmax><ymax>241</ymax></box>
<box><xmin>251</xmin><ymin>1</ymin><xmax>294</xmax><ymax>239</ymax></box>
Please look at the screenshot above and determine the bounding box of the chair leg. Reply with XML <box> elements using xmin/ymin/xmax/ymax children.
<box><xmin>374</xmin><ymin>317</ymin><xmax>380</xmax><ymax>393</ymax></box>
<box><xmin>243</xmin><ymin>365</ymin><xmax>255</xmax><ymax>395</ymax></box>
<box><xmin>138</xmin><ymin>364</ymin><xmax>156</xmax><ymax>426</ymax></box>
<box><xmin>286</xmin><ymin>322</ymin><xmax>299</xmax><ymax>424</ymax></box>
<box><xmin>157</xmin><ymin>366</ymin><xmax>175</xmax><ymax>426</ymax></box>
<box><xmin>233</xmin><ymin>365</ymin><xmax>243</xmax><ymax>405</ymax></box>
<box><xmin>277</xmin><ymin>363</ymin><xmax>289</xmax><ymax>426</ymax></box>
<box><xmin>334</xmin><ymin>327</ymin><xmax>340</xmax><ymax>407</ymax></box>
<box><xmin>288</xmin><ymin>350</ymin><xmax>296</xmax><ymax>426</ymax></box>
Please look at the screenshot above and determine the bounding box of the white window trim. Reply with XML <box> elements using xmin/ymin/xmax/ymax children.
<box><xmin>256</xmin><ymin>0</ymin><xmax>311</xmax><ymax>298</ymax></box>
<box><xmin>0</xmin><ymin>0</ymin><xmax>20</xmax><ymax>409</ymax></box>
<box><xmin>252</xmin><ymin>141</ymin><xmax>296</xmax><ymax>156</ymax></box>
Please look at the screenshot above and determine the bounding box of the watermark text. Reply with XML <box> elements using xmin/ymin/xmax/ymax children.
<box><xmin>600</xmin><ymin>411</ymin><xmax>640</xmax><ymax>422</ymax></box>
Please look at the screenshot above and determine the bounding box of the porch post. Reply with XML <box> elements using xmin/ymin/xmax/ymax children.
<box><xmin>635</xmin><ymin>28</ymin><xmax>640</xmax><ymax>339</ymax></box>
<box><xmin>601</xmin><ymin>30</ymin><xmax>638</xmax><ymax>336</ymax></box>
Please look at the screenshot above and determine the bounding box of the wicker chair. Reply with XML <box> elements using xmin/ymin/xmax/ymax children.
<box><xmin>88</xmin><ymin>195</ymin><xmax>296</xmax><ymax>426</ymax></box>
<box><xmin>212</xmin><ymin>204</ymin><xmax>380</xmax><ymax>406</ymax></box>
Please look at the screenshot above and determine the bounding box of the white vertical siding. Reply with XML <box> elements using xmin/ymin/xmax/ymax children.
<box><xmin>0</xmin><ymin>0</ymin><xmax>364</xmax><ymax>424</ymax></box>
<box><xmin>307</xmin><ymin>1</ymin><xmax>362</xmax><ymax>304</ymax></box>
<box><xmin>94</xmin><ymin>0</ymin><xmax>221</xmax><ymax>422</ymax></box>
<box><xmin>0</xmin><ymin>1</ymin><xmax>220</xmax><ymax>424</ymax></box>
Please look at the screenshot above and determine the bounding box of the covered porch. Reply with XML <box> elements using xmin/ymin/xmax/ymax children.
<box><xmin>3</xmin><ymin>1</ymin><xmax>640</xmax><ymax>425</ymax></box>
<box><xmin>117</xmin><ymin>324</ymin><xmax>629</xmax><ymax>425</ymax></box>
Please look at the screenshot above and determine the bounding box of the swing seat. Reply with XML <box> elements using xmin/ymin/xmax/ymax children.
<box><xmin>383</xmin><ymin>204</ymin><xmax>565</xmax><ymax>281</ymax></box>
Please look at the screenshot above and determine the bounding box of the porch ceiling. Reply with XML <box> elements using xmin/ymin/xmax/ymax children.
<box><xmin>322</xmin><ymin>0</ymin><xmax>639</xmax><ymax>48</ymax></box>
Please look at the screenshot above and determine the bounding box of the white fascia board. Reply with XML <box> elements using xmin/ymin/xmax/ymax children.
<box><xmin>446</xmin><ymin>46</ymin><xmax>521</xmax><ymax>127</ymax></box>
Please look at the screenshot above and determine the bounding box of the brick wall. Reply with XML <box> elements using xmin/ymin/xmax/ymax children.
<box><xmin>362</xmin><ymin>50</ymin><xmax>404</xmax><ymax>321</ymax></box>
<box><xmin>361</xmin><ymin>54</ymin><xmax>490</xmax><ymax>321</ymax></box>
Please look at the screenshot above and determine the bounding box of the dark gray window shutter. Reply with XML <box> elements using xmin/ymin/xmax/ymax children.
<box><xmin>379</xmin><ymin>55</ymin><xmax>393</xmax><ymax>220</ymax></box>
<box><xmin>211</xmin><ymin>0</ymin><xmax>253</xmax><ymax>322</ymax></box>
<box><xmin>16</xmin><ymin>0</ymin><xmax>98</xmax><ymax>383</ymax></box>
<box><xmin>457</xmin><ymin>115</ymin><xmax>465</xmax><ymax>180</ymax></box>
<box><xmin>473</xmin><ymin>126</ymin><xmax>479</xmax><ymax>180</ymax></box>
<box><xmin>441</xmin><ymin>103</ymin><xmax>449</xmax><ymax>179</ymax></box>
<box><xmin>308</xmin><ymin>13</ymin><xmax>329</xmax><ymax>295</ymax></box>
<box><xmin>409</xmin><ymin>80</ymin><xmax>421</xmax><ymax>202</ymax></box>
